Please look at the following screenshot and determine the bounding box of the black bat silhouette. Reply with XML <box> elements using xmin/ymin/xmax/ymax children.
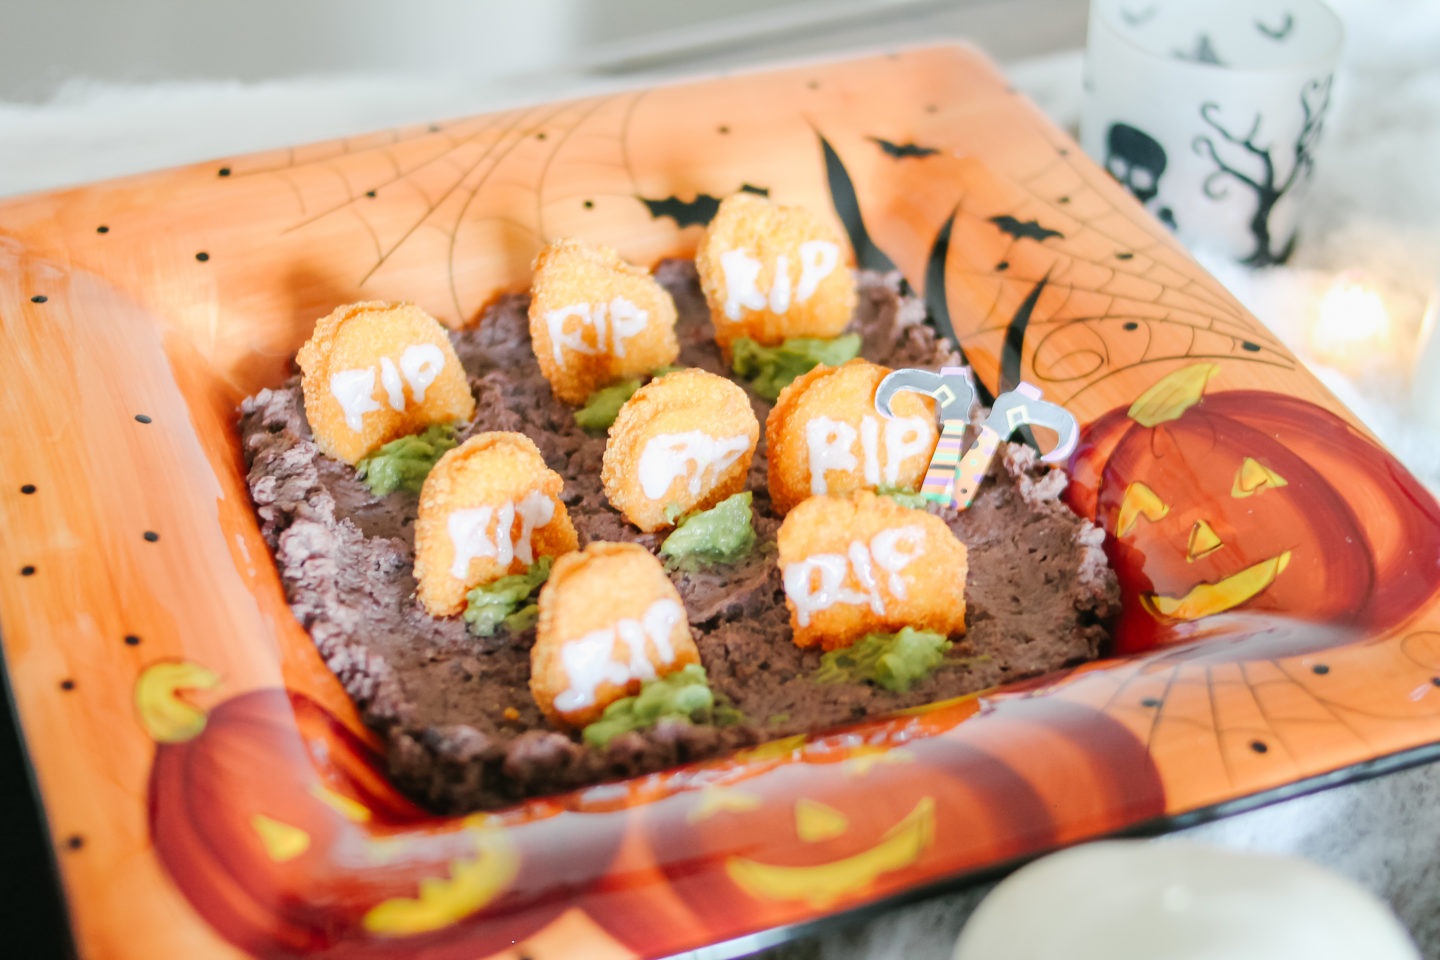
<box><xmin>869</xmin><ymin>137</ymin><xmax>940</xmax><ymax>159</ymax></box>
<box><xmin>1120</xmin><ymin>5</ymin><xmax>1157</xmax><ymax>26</ymax></box>
<box><xmin>1256</xmin><ymin>13</ymin><xmax>1294</xmax><ymax>40</ymax></box>
<box><xmin>988</xmin><ymin>215</ymin><xmax>1065</xmax><ymax>243</ymax></box>
<box><xmin>637</xmin><ymin>183</ymin><xmax>768</xmax><ymax>227</ymax></box>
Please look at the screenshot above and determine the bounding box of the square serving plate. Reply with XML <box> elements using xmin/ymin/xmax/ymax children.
<box><xmin>4</xmin><ymin>44</ymin><xmax>1440</xmax><ymax>960</ymax></box>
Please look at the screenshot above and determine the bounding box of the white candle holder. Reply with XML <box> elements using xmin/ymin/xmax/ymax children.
<box><xmin>1082</xmin><ymin>0</ymin><xmax>1343</xmax><ymax>266</ymax></box>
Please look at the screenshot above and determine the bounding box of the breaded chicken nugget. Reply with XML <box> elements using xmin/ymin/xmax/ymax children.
<box><xmin>529</xmin><ymin>239</ymin><xmax>680</xmax><ymax>404</ymax></box>
<box><xmin>696</xmin><ymin>192</ymin><xmax>857</xmax><ymax>354</ymax></box>
<box><xmin>415</xmin><ymin>432</ymin><xmax>578</xmax><ymax>616</ymax></box>
<box><xmin>532</xmin><ymin>541</ymin><xmax>700</xmax><ymax>728</ymax></box>
<box><xmin>601</xmin><ymin>369</ymin><xmax>759</xmax><ymax>532</ymax></box>
<box><xmin>767</xmin><ymin>359</ymin><xmax>938</xmax><ymax>515</ymax></box>
<box><xmin>298</xmin><ymin>300</ymin><xmax>475</xmax><ymax>464</ymax></box>
<box><xmin>777</xmin><ymin>491</ymin><xmax>967</xmax><ymax>650</ymax></box>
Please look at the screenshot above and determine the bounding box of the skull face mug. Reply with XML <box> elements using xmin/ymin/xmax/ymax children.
<box><xmin>1081</xmin><ymin>0</ymin><xmax>1342</xmax><ymax>266</ymax></box>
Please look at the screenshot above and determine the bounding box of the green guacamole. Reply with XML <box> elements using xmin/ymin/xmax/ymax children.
<box><xmin>354</xmin><ymin>423</ymin><xmax>458</xmax><ymax>495</ymax></box>
<box><xmin>574</xmin><ymin>378</ymin><xmax>642</xmax><ymax>432</ymax></box>
<box><xmin>877</xmin><ymin>485</ymin><xmax>929</xmax><ymax>510</ymax></box>
<box><xmin>582</xmin><ymin>664</ymin><xmax>723</xmax><ymax>748</ymax></box>
<box><xmin>730</xmin><ymin>333</ymin><xmax>863</xmax><ymax>400</ymax></box>
<box><xmin>461</xmin><ymin>557</ymin><xmax>552</xmax><ymax>637</ymax></box>
<box><xmin>815</xmin><ymin>627</ymin><xmax>953</xmax><ymax>693</ymax></box>
<box><xmin>659</xmin><ymin>492</ymin><xmax>756</xmax><ymax>565</ymax></box>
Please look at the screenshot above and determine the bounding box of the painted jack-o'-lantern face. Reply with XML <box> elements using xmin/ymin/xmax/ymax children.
<box><xmin>639</xmin><ymin>741</ymin><xmax>942</xmax><ymax>940</ymax></box>
<box><xmin>1069</xmin><ymin>364</ymin><xmax>1440</xmax><ymax>655</ymax></box>
<box><xmin>145</xmin><ymin>681</ymin><xmax>625</xmax><ymax>960</ymax></box>
<box><xmin>628</xmin><ymin>699</ymin><xmax>1164</xmax><ymax>949</ymax></box>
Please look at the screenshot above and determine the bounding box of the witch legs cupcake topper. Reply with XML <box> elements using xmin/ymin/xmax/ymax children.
<box><xmin>874</xmin><ymin>367</ymin><xmax>1079</xmax><ymax>509</ymax></box>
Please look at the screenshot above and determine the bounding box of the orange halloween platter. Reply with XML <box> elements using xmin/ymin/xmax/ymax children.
<box><xmin>4</xmin><ymin>44</ymin><xmax>1440</xmax><ymax>960</ymax></box>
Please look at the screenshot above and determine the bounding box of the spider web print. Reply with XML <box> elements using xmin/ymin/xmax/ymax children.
<box><xmin>1001</xmin><ymin>623</ymin><xmax>1440</xmax><ymax>803</ymax></box>
<box><xmin>934</xmin><ymin>113</ymin><xmax>1296</xmax><ymax>410</ymax></box>
<box><xmin>207</xmin><ymin>50</ymin><xmax>1440</xmax><ymax>817</ymax></box>
<box><xmin>226</xmin><ymin>93</ymin><xmax>646</xmax><ymax>322</ymax></box>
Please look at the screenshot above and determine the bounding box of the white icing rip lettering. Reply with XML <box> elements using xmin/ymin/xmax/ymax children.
<box><xmin>637</xmin><ymin>431</ymin><xmax>750</xmax><ymax>501</ymax></box>
<box><xmin>328</xmin><ymin>342</ymin><xmax>452</xmax><ymax>433</ymax></box>
<box><xmin>400</xmin><ymin>343</ymin><xmax>445</xmax><ymax>403</ymax></box>
<box><xmin>512</xmin><ymin>491</ymin><xmax>554</xmax><ymax>566</ymax></box>
<box><xmin>882</xmin><ymin>417</ymin><xmax>932</xmax><ymax>485</ymax></box>
<box><xmin>641</xmin><ymin>599</ymin><xmax>682</xmax><ymax>662</ymax></box>
<box><xmin>806</xmin><ymin>415</ymin><xmax>933</xmax><ymax>492</ymax></box>
<box><xmin>806</xmin><ymin>417</ymin><xmax>858</xmax><ymax>495</ymax></box>
<box><xmin>545</xmin><ymin>297</ymin><xmax>649</xmax><ymax>366</ymax></box>
<box><xmin>860</xmin><ymin>417</ymin><xmax>881</xmax><ymax>486</ymax></box>
<box><xmin>607</xmin><ymin>297</ymin><xmax>647</xmax><ymax>359</ymax></box>
<box><xmin>769</xmin><ymin>253</ymin><xmax>792</xmax><ymax>314</ymax></box>
<box><xmin>720</xmin><ymin>249</ymin><xmax>768</xmax><ymax>321</ymax></box>
<box><xmin>331</xmin><ymin>368</ymin><xmax>381</xmax><ymax>433</ymax></box>
<box><xmin>721</xmin><ymin>241</ymin><xmax>840</xmax><ymax>319</ymax></box>
<box><xmin>446</xmin><ymin>491</ymin><xmax>554</xmax><ymax>579</ymax></box>
<box><xmin>870</xmin><ymin>525</ymin><xmax>925</xmax><ymax>599</ymax></box>
<box><xmin>796</xmin><ymin>241</ymin><xmax>840</xmax><ymax>302</ymax></box>
<box><xmin>379</xmin><ymin>356</ymin><xmax>406</xmax><ymax>411</ymax></box>
<box><xmin>553</xmin><ymin>598</ymin><xmax>685</xmax><ymax>712</ymax></box>
<box><xmin>784</xmin><ymin>554</ymin><xmax>869</xmax><ymax>627</ymax></box>
<box><xmin>847</xmin><ymin>540</ymin><xmax>885</xmax><ymax>615</ymax></box>
<box><xmin>545</xmin><ymin>303</ymin><xmax>596</xmax><ymax>364</ymax></box>
<box><xmin>784</xmin><ymin>526</ymin><xmax>926</xmax><ymax>625</ymax></box>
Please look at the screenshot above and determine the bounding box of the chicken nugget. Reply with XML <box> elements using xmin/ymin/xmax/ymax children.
<box><xmin>777</xmin><ymin>491</ymin><xmax>967</xmax><ymax>650</ymax></box>
<box><xmin>601</xmin><ymin>369</ymin><xmax>759</xmax><ymax>532</ymax></box>
<box><xmin>696</xmin><ymin>192</ymin><xmax>857</xmax><ymax>355</ymax></box>
<box><xmin>297</xmin><ymin>300</ymin><xmax>475</xmax><ymax>464</ymax></box>
<box><xmin>767</xmin><ymin>359</ymin><xmax>938</xmax><ymax>515</ymax></box>
<box><xmin>415</xmin><ymin>432</ymin><xmax>578</xmax><ymax>616</ymax></box>
<box><xmin>531</xmin><ymin>541</ymin><xmax>700</xmax><ymax>728</ymax></box>
<box><xmin>529</xmin><ymin>238</ymin><xmax>680</xmax><ymax>404</ymax></box>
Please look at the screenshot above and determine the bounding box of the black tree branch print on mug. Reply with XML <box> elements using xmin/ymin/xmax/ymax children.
<box><xmin>1191</xmin><ymin>75</ymin><xmax>1332</xmax><ymax>266</ymax></box>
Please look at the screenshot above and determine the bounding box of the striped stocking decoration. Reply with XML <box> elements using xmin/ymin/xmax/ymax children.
<box><xmin>921</xmin><ymin>417</ymin><xmax>969</xmax><ymax>505</ymax></box>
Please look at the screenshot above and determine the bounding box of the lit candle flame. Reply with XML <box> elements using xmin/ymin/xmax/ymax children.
<box><xmin>1309</xmin><ymin>274</ymin><xmax>1394</xmax><ymax>369</ymax></box>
